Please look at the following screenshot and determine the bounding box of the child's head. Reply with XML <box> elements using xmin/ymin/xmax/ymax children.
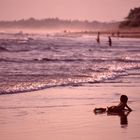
<box><xmin>120</xmin><ymin>95</ymin><xmax>128</xmax><ymax>103</ymax></box>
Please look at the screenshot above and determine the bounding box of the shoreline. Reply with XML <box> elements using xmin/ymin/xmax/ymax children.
<box><xmin>0</xmin><ymin>83</ymin><xmax>140</xmax><ymax>140</ymax></box>
<box><xmin>1</xmin><ymin>28</ymin><xmax>140</xmax><ymax>38</ymax></box>
<box><xmin>75</xmin><ymin>29</ymin><xmax>140</xmax><ymax>38</ymax></box>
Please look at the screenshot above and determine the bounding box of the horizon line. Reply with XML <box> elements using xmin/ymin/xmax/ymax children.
<box><xmin>0</xmin><ymin>17</ymin><xmax>122</xmax><ymax>23</ymax></box>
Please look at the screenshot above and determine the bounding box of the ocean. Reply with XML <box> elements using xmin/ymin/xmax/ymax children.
<box><xmin>0</xmin><ymin>32</ymin><xmax>140</xmax><ymax>95</ymax></box>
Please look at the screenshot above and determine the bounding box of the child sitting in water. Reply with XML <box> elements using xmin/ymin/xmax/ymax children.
<box><xmin>94</xmin><ymin>95</ymin><xmax>132</xmax><ymax>113</ymax></box>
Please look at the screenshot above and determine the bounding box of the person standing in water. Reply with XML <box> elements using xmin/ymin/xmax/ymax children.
<box><xmin>108</xmin><ymin>36</ymin><xmax>112</xmax><ymax>46</ymax></box>
<box><xmin>96</xmin><ymin>32</ymin><xmax>100</xmax><ymax>44</ymax></box>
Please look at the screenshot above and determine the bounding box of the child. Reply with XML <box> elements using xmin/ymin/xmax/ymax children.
<box><xmin>94</xmin><ymin>95</ymin><xmax>132</xmax><ymax>114</ymax></box>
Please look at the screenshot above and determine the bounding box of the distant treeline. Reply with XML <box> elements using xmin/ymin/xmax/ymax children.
<box><xmin>119</xmin><ymin>7</ymin><xmax>140</xmax><ymax>28</ymax></box>
<box><xmin>0</xmin><ymin>18</ymin><xmax>119</xmax><ymax>30</ymax></box>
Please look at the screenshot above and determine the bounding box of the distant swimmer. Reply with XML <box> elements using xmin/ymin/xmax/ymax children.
<box><xmin>108</xmin><ymin>36</ymin><xmax>112</xmax><ymax>46</ymax></box>
<box><xmin>96</xmin><ymin>32</ymin><xmax>100</xmax><ymax>44</ymax></box>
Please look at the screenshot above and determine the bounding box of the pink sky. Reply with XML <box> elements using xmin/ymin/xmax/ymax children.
<box><xmin>0</xmin><ymin>0</ymin><xmax>139</xmax><ymax>21</ymax></box>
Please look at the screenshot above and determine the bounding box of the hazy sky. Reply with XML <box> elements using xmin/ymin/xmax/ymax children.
<box><xmin>0</xmin><ymin>0</ymin><xmax>139</xmax><ymax>21</ymax></box>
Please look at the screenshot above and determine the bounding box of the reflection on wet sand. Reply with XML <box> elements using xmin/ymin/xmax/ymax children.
<box><xmin>94</xmin><ymin>110</ymin><xmax>131</xmax><ymax>128</ymax></box>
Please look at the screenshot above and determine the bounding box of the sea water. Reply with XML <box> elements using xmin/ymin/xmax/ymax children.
<box><xmin>0</xmin><ymin>32</ymin><xmax>140</xmax><ymax>94</ymax></box>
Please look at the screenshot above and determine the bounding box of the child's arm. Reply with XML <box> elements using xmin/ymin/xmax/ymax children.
<box><xmin>126</xmin><ymin>104</ymin><xmax>132</xmax><ymax>111</ymax></box>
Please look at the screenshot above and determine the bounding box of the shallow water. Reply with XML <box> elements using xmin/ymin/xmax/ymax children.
<box><xmin>0</xmin><ymin>32</ymin><xmax>140</xmax><ymax>94</ymax></box>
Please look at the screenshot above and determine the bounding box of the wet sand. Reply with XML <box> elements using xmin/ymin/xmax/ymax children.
<box><xmin>0</xmin><ymin>83</ymin><xmax>140</xmax><ymax>140</ymax></box>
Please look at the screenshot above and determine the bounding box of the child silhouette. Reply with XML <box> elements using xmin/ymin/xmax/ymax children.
<box><xmin>94</xmin><ymin>95</ymin><xmax>132</xmax><ymax>114</ymax></box>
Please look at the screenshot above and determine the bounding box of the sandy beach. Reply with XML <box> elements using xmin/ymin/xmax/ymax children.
<box><xmin>0</xmin><ymin>82</ymin><xmax>140</xmax><ymax>140</ymax></box>
<box><xmin>0</xmin><ymin>31</ymin><xmax>140</xmax><ymax>140</ymax></box>
<box><xmin>0</xmin><ymin>1</ymin><xmax>140</xmax><ymax>140</ymax></box>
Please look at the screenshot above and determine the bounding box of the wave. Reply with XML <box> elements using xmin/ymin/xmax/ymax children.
<box><xmin>1</xmin><ymin>65</ymin><xmax>140</xmax><ymax>95</ymax></box>
<box><xmin>20</xmin><ymin>57</ymin><xmax>140</xmax><ymax>63</ymax></box>
<box><xmin>112</xmin><ymin>58</ymin><xmax>140</xmax><ymax>63</ymax></box>
<box><xmin>0</xmin><ymin>46</ymin><xmax>9</xmax><ymax>51</ymax></box>
<box><xmin>0</xmin><ymin>70</ymin><xmax>128</xmax><ymax>95</ymax></box>
<box><xmin>0</xmin><ymin>57</ymin><xmax>140</xmax><ymax>64</ymax></box>
<box><xmin>0</xmin><ymin>58</ymin><xmax>26</xmax><ymax>63</ymax></box>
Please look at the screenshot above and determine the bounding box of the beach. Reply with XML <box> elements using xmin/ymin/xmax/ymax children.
<box><xmin>0</xmin><ymin>32</ymin><xmax>140</xmax><ymax>140</ymax></box>
<box><xmin>0</xmin><ymin>82</ymin><xmax>140</xmax><ymax>140</ymax></box>
<box><xmin>0</xmin><ymin>0</ymin><xmax>140</xmax><ymax>139</ymax></box>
